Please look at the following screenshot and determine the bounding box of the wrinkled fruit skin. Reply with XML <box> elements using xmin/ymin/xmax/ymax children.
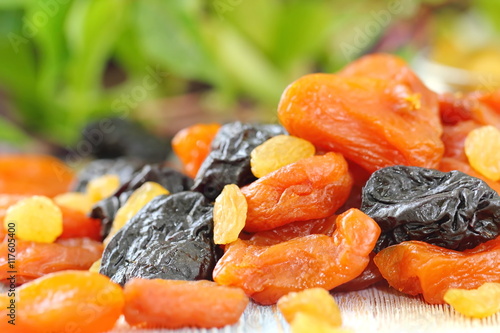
<box><xmin>242</xmin><ymin>152</ymin><xmax>352</xmax><ymax>232</ymax></box>
<box><xmin>91</xmin><ymin>164</ymin><xmax>193</xmax><ymax>239</ymax></box>
<box><xmin>278</xmin><ymin>56</ymin><xmax>443</xmax><ymax>173</ymax></box>
<box><xmin>0</xmin><ymin>238</ymin><xmax>103</xmax><ymax>285</ymax></box>
<box><xmin>439</xmin><ymin>158</ymin><xmax>500</xmax><ymax>194</ymax></box>
<box><xmin>444</xmin><ymin>282</ymin><xmax>500</xmax><ymax>319</ymax></box>
<box><xmin>213</xmin><ymin>209</ymin><xmax>380</xmax><ymax>305</ymax></box>
<box><xmin>100</xmin><ymin>192</ymin><xmax>218</xmax><ymax>286</ymax></box>
<box><xmin>361</xmin><ymin>166</ymin><xmax>500</xmax><ymax>252</ymax></box>
<box><xmin>0</xmin><ymin>270</ymin><xmax>124</xmax><ymax>333</ymax></box>
<box><xmin>124</xmin><ymin>278</ymin><xmax>248</xmax><ymax>329</ymax></box>
<box><xmin>192</xmin><ymin>121</ymin><xmax>286</xmax><ymax>201</ymax></box>
<box><xmin>374</xmin><ymin>236</ymin><xmax>500</xmax><ymax>304</ymax></box>
<box><xmin>334</xmin><ymin>252</ymin><xmax>383</xmax><ymax>292</ymax></box>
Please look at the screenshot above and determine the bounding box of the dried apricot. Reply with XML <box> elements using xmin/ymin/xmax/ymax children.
<box><xmin>123</xmin><ymin>278</ymin><xmax>248</xmax><ymax>329</ymax></box>
<box><xmin>277</xmin><ymin>288</ymin><xmax>342</xmax><ymax>327</ymax></box>
<box><xmin>250</xmin><ymin>135</ymin><xmax>315</xmax><ymax>178</ymax></box>
<box><xmin>278</xmin><ymin>56</ymin><xmax>443</xmax><ymax>173</ymax></box>
<box><xmin>374</xmin><ymin>236</ymin><xmax>500</xmax><ymax>304</ymax></box>
<box><xmin>334</xmin><ymin>252</ymin><xmax>382</xmax><ymax>292</ymax></box>
<box><xmin>0</xmin><ymin>155</ymin><xmax>74</xmax><ymax>197</ymax></box>
<box><xmin>87</xmin><ymin>174</ymin><xmax>120</xmax><ymax>203</ymax></box>
<box><xmin>105</xmin><ymin>181</ymin><xmax>169</xmax><ymax>243</ymax></box>
<box><xmin>290</xmin><ymin>313</ymin><xmax>352</xmax><ymax>333</ymax></box>
<box><xmin>0</xmin><ymin>270</ymin><xmax>123</xmax><ymax>333</ymax></box>
<box><xmin>0</xmin><ymin>238</ymin><xmax>103</xmax><ymax>285</ymax></box>
<box><xmin>172</xmin><ymin>123</ymin><xmax>221</xmax><ymax>178</ymax></box>
<box><xmin>444</xmin><ymin>282</ymin><xmax>500</xmax><ymax>318</ymax></box>
<box><xmin>53</xmin><ymin>192</ymin><xmax>93</xmax><ymax>214</ymax></box>
<box><xmin>465</xmin><ymin>125</ymin><xmax>500</xmax><ymax>181</ymax></box>
<box><xmin>213</xmin><ymin>184</ymin><xmax>247</xmax><ymax>244</ymax></box>
<box><xmin>58</xmin><ymin>205</ymin><xmax>102</xmax><ymax>241</ymax></box>
<box><xmin>4</xmin><ymin>196</ymin><xmax>63</xmax><ymax>243</ymax></box>
<box><xmin>441</xmin><ymin>121</ymin><xmax>481</xmax><ymax>162</ymax></box>
<box><xmin>242</xmin><ymin>152</ymin><xmax>352</xmax><ymax>232</ymax></box>
<box><xmin>213</xmin><ymin>209</ymin><xmax>380</xmax><ymax>304</ymax></box>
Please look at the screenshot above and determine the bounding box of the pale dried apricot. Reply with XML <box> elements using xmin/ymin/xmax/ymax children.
<box><xmin>465</xmin><ymin>125</ymin><xmax>500</xmax><ymax>181</ymax></box>
<box><xmin>444</xmin><ymin>282</ymin><xmax>500</xmax><ymax>318</ymax></box>
<box><xmin>213</xmin><ymin>184</ymin><xmax>247</xmax><ymax>244</ymax></box>
<box><xmin>87</xmin><ymin>174</ymin><xmax>120</xmax><ymax>203</ymax></box>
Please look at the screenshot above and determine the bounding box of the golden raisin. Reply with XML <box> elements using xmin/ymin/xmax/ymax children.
<box><xmin>290</xmin><ymin>313</ymin><xmax>352</xmax><ymax>333</ymax></box>
<box><xmin>105</xmin><ymin>182</ymin><xmax>169</xmax><ymax>243</ymax></box>
<box><xmin>465</xmin><ymin>125</ymin><xmax>500</xmax><ymax>181</ymax></box>
<box><xmin>4</xmin><ymin>196</ymin><xmax>63</xmax><ymax>243</ymax></box>
<box><xmin>250</xmin><ymin>135</ymin><xmax>315</xmax><ymax>178</ymax></box>
<box><xmin>277</xmin><ymin>288</ymin><xmax>342</xmax><ymax>327</ymax></box>
<box><xmin>87</xmin><ymin>174</ymin><xmax>120</xmax><ymax>203</ymax></box>
<box><xmin>89</xmin><ymin>258</ymin><xmax>102</xmax><ymax>273</ymax></box>
<box><xmin>53</xmin><ymin>192</ymin><xmax>93</xmax><ymax>214</ymax></box>
<box><xmin>213</xmin><ymin>184</ymin><xmax>247</xmax><ymax>244</ymax></box>
<box><xmin>444</xmin><ymin>282</ymin><xmax>500</xmax><ymax>318</ymax></box>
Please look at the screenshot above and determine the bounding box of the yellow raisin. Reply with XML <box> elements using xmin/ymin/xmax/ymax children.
<box><xmin>105</xmin><ymin>182</ymin><xmax>169</xmax><ymax>243</ymax></box>
<box><xmin>444</xmin><ymin>282</ymin><xmax>500</xmax><ymax>318</ymax></box>
<box><xmin>4</xmin><ymin>196</ymin><xmax>63</xmax><ymax>243</ymax></box>
<box><xmin>465</xmin><ymin>125</ymin><xmax>500</xmax><ymax>181</ymax></box>
<box><xmin>87</xmin><ymin>174</ymin><xmax>120</xmax><ymax>203</ymax></box>
<box><xmin>250</xmin><ymin>135</ymin><xmax>316</xmax><ymax>178</ymax></box>
<box><xmin>277</xmin><ymin>288</ymin><xmax>342</xmax><ymax>327</ymax></box>
<box><xmin>213</xmin><ymin>184</ymin><xmax>247</xmax><ymax>245</ymax></box>
<box><xmin>53</xmin><ymin>192</ymin><xmax>93</xmax><ymax>214</ymax></box>
<box><xmin>290</xmin><ymin>313</ymin><xmax>352</xmax><ymax>333</ymax></box>
<box><xmin>89</xmin><ymin>259</ymin><xmax>102</xmax><ymax>273</ymax></box>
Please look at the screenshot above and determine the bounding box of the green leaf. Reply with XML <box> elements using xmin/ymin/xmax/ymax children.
<box><xmin>0</xmin><ymin>116</ymin><xmax>31</xmax><ymax>146</ymax></box>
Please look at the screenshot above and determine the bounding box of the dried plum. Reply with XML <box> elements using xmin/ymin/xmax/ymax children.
<box><xmin>72</xmin><ymin>158</ymin><xmax>145</xmax><ymax>192</ymax></box>
<box><xmin>99</xmin><ymin>191</ymin><xmax>218</xmax><ymax>285</ymax></box>
<box><xmin>361</xmin><ymin>166</ymin><xmax>500</xmax><ymax>252</ymax></box>
<box><xmin>91</xmin><ymin>164</ymin><xmax>193</xmax><ymax>238</ymax></box>
<box><xmin>192</xmin><ymin>122</ymin><xmax>286</xmax><ymax>200</ymax></box>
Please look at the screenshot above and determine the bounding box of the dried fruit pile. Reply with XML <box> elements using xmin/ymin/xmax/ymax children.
<box><xmin>1</xmin><ymin>53</ymin><xmax>500</xmax><ymax>332</ymax></box>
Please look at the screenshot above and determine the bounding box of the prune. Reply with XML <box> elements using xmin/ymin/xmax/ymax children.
<box><xmin>374</xmin><ymin>236</ymin><xmax>500</xmax><ymax>304</ymax></box>
<box><xmin>192</xmin><ymin>121</ymin><xmax>286</xmax><ymax>200</ymax></box>
<box><xmin>361</xmin><ymin>166</ymin><xmax>500</xmax><ymax>252</ymax></box>
<box><xmin>123</xmin><ymin>279</ymin><xmax>248</xmax><ymax>329</ymax></box>
<box><xmin>72</xmin><ymin>158</ymin><xmax>145</xmax><ymax>192</ymax></box>
<box><xmin>82</xmin><ymin>117</ymin><xmax>170</xmax><ymax>163</ymax></box>
<box><xmin>100</xmin><ymin>192</ymin><xmax>218</xmax><ymax>286</ymax></box>
<box><xmin>91</xmin><ymin>164</ymin><xmax>193</xmax><ymax>238</ymax></box>
<box><xmin>439</xmin><ymin>158</ymin><xmax>500</xmax><ymax>194</ymax></box>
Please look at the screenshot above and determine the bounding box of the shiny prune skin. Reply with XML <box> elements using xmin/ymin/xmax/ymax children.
<box><xmin>192</xmin><ymin>122</ymin><xmax>286</xmax><ymax>201</ymax></box>
<box><xmin>99</xmin><ymin>192</ymin><xmax>218</xmax><ymax>286</ymax></box>
<box><xmin>361</xmin><ymin>166</ymin><xmax>500</xmax><ymax>252</ymax></box>
<box><xmin>91</xmin><ymin>164</ymin><xmax>193</xmax><ymax>239</ymax></box>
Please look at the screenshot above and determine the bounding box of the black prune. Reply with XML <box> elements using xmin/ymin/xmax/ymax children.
<box><xmin>192</xmin><ymin>122</ymin><xmax>286</xmax><ymax>200</ymax></box>
<box><xmin>99</xmin><ymin>191</ymin><xmax>218</xmax><ymax>285</ymax></box>
<box><xmin>82</xmin><ymin>117</ymin><xmax>170</xmax><ymax>163</ymax></box>
<box><xmin>91</xmin><ymin>164</ymin><xmax>193</xmax><ymax>239</ymax></box>
<box><xmin>361</xmin><ymin>166</ymin><xmax>500</xmax><ymax>252</ymax></box>
<box><xmin>72</xmin><ymin>158</ymin><xmax>145</xmax><ymax>192</ymax></box>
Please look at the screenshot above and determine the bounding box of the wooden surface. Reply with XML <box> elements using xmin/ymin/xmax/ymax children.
<box><xmin>110</xmin><ymin>284</ymin><xmax>500</xmax><ymax>333</ymax></box>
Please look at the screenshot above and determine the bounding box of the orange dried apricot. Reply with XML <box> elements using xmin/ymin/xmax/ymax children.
<box><xmin>0</xmin><ymin>155</ymin><xmax>74</xmax><ymax>197</ymax></box>
<box><xmin>441</xmin><ymin>121</ymin><xmax>481</xmax><ymax>163</ymax></box>
<box><xmin>242</xmin><ymin>152</ymin><xmax>352</xmax><ymax>232</ymax></box>
<box><xmin>213</xmin><ymin>209</ymin><xmax>380</xmax><ymax>304</ymax></box>
<box><xmin>0</xmin><ymin>238</ymin><xmax>103</xmax><ymax>285</ymax></box>
<box><xmin>0</xmin><ymin>270</ymin><xmax>123</xmax><ymax>333</ymax></box>
<box><xmin>172</xmin><ymin>123</ymin><xmax>221</xmax><ymax>178</ymax></box>
<box><xmin>373</xmin><ymin>236</ymin><xmax>500</xmax><ymax>304</ymax></box>
<box><xmin>58</xmin><ymin>205</ymin><xmax>102</xmax><ymax>241</ymax></box>
<box><xmin>444</xmin><ymin>282</ymin><xmax>500</xmax><ymax>318</ymax></box>
<box><xmin>334</xmin><ymin>252</ymin><xmax>383</xmax><ymax>292</ymax></box>
<box><xmin>123</xmin><ymin>278</ymin><xmax>248</xmax><ymax>329</ymax></box>
<box><xmin>213</xmin><ymin>184</ymin><xmax>247</xmax><ymax>245</ymax></box>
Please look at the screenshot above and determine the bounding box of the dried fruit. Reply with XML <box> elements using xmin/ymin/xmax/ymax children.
<box><xmin>361</xmin><ymin>166</ymin><xmax>500</xmax><ymax>252</ymax></box>
<box><xmin>213</xmin><ymin>184</ymin><xmax>247</xmax><ymax>245</ymax></box>
<box><xmin>4</xmin><ymin>196</ymin><xmax>63</xmax><ymax>243</ymax></box>
<box><xmin>465</xmin><ymin>125</ymin><xmax>500</xmax><ymax>181</ymax></box>
<box><xmin>58</xmin><ymin>206</ymin><xmax>102</xmax><ymax>241</ymax></box>
<box><xmin>242</xmin><ymin>153</ymin><xmax>352</xmax><ymax>232</ymax></box>
<box><xmin>172</xmin><ymin>123</ymin><xmax>221</xmax><ymax>178</ymax></box>
<box><xmin>124</xmin><ymin>278</ymin><xmax>248</xmax><ymax>329</ymax></box>
<box><xmin>105</xmin><ymin>181</ymin><xmax>169</xmax><ymax>243</ymax></box>
<box><xmin>289</xmin><ymin>313</ymin><xmax>352</xmax><ymax>333</ymax></box>
<box><xmin>0</xmin><ymin>270</ymin><xmax>124</xmax><ymax>333</ymax></box>
<box><xmin>0</xmin><ymin>155</ymin><xmax>74</xmax><ymax>197</ymax></box>
<box><xmin>89</xmin><ymin>259</ymin><xmax>102</xmax><ymax>273</ymax></box>
<box><xmin>444</xmin><ymin>283</ymin><xmax>500</xmax><ymax>318</ymax></box>
<box><xmin>441</xmin><ymin>121</ymin><xmax>481</xmax><ymax>163</ymax></box>
<box><xmin>279</xmin><ymin>55</ymin><xmax>443</xmax><ymax>173</ymax></box>
<box><xmin>250</xmin><ymin>135</ymin><xmax>315</xmax><ymax>178</ymax></box>
<box><xmin>100</xmin><ymin>192</ymin><xmax>218</xmax><ymax>285</ymax></box>
<box><xmin>439</xmin><ymin>157</ymin><xmax>500</xmax><ymax>194</ymax></box>
<box><xmin>374</xmin><ymin>236</ymin><xmax>500</xmax><ymax>304</ymax></box>
<box><xmin>192</xmin><ymin>122</ymin><xmax>287</xmax><ymax>200</ymax></box>
<box><xmin>0</xmin><ymin>238</ymin><xmax>103</xmax><ymax>285</ymax></box>
<box><xmin>213</xmin><ymin>209</ymin><xmax>380</xmax><ymax>304</ymax></box>
<box><xmin>87</xmin><ymin>174</ymin><xmax>120</xmax><ymax>203</ymax></box>
<box><xmin>277</xmin><ymin>288</ymin><xmax>342</xmax><ymax>327</ymax></box>
<box><xmin>53</xmin><ymin>192</ymin><xmax>93</xmax><ymax>214</ymax></box>
<box><xmin>334</xmin><ymin>252</ymin><xmax>382</xmax><ymax>292</ymax></box>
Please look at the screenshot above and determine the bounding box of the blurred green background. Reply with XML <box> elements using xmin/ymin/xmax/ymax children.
<box><xmin>0</xmin><ymin>0</ymin><xmax>499</xmax><ymax>151</ymax></box>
